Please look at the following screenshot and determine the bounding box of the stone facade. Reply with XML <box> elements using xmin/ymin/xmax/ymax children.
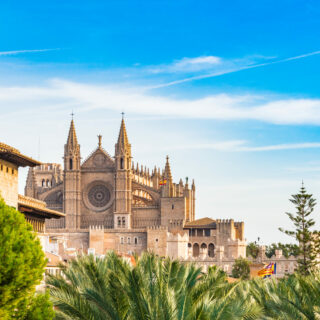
<box><xmin>26</xmin><ymin>118</ymin><xmax>246</xmax><ymax>269</ymax></box>
<box><xmin>0</xmin><ymin>159</ymin><xmax>18</xmax><ymax>208</ymax></box>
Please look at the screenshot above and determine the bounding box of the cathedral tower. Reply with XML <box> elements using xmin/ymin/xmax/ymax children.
<box><xmin>114</xmin><ymin>116</ymin><xmax>132</xmax><ymax>229</ymax></box>
<box><xmin>63</xmin><ymin>119</ymin><xmax>81</xmax><ymax>229</ymax></box>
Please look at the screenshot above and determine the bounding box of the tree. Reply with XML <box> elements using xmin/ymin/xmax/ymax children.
<box><xmin>48</xmin><ymin>252</ymin><xmax>262</xmax><ymax>319</ymax></box>
<box><xmin>246</xmin><ymin>242</ymin><xmax>260</xmax><ymax>259</ymax></box>
<box><xmin>22</xmin><ymin>292</ymin><xmax>55</xmax><ymax>320</ymax></box>
<box><xmin>231</xmin><ymin>257</ymin><xmax>251</xmax><ymax>280</ymax></box>
<box><xmin>0</xmin><ymin>198</ymin><xmax>47</xmax><ymax>319</ymax></box>
<box><xmin>279</xmin><ymin>184</ymin><xmax>318</xmax><ymax>275</ymax></box>
<box><xmin>265</xmin><ymin>243</ymin><xmax>300</xmax><ymax>258</ymax></box>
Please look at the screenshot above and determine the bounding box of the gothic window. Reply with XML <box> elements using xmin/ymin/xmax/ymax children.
<box><xmin>193</xmin><ymin>243</ymin><xmax>199</xmax><ymax>257</ymax></box>
<box><xmin>134</xmin><ymin>237</ymin><xmax>138</xmax><ymax>245</ymax></box>
<box><xmin>208</xmin><ymin>243</ymin><xmax>215</xmax><ymax>258</ymax></box>
<box><xmin>120</xmin><ymin>237</ymin><xmax>124</xmax><ymax>244</ymax></box>
<box><xmin>117</xmin><ymin>217</ymin><xmax>121</xmax><ymax>227</ymax></box>
<box><xmin>46</xmin><ymin>179</ymin><xmax>50</xmax><ymax>187</ymax></box>
<box><xmin>42</xmin><ymin>179</ymin><xmax>45</xmax><ymax>187</ymax></box>
<box><xmin>120</xmin><ymin>157</ymin><xmax>124</xmax><ymax>169</ymax></box>
<box><xmin>69</xmin><ymin>159</ymin><xmax>73</xmax><ymax>170</ymax></box>
<box><xmin>127</xmin><ymin>237</ymin><xmax>131</xmax><ymax>244</ymax></box>
<box><xmin>122</xmin><ymin>217</ymin><xmax>126</xmax><ymax>227</ymax></box>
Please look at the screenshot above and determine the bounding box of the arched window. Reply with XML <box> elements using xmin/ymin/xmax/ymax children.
<box><xmin>42</xmin><ymin>179</ymin><xmax>45</xmax><ymax>187</ymax></box>
<box><xmin>193</xmin><ymin>243</ymin><xmax>199</xmax><ymax>257</ymax></box>
<box><xmin>69</xmin><ymin>159</ymin><xmax>73</xmax><ymax>170</ymax></box>
<box><xmin>122</xmin><ymin>217</ymin><xmax>126</xmax><ymax>227</ymax></box>
<box><xmin>117</xmin><ymin>217</ymin><xmax>121</xmax><ymax>227</ymax></box>
<box><xmin>46</xmin><ymin>179</ymin><xmax>50</xmax><ymax>187</ymax></box>
<box><xmin>134</xmin><ymin>237</ymin><xmax>138</xmax><ymax>245</ymax></box>
<box><xmin>120</xmin><ymin>157</ymin><xmax>124</xmax><ymax>169</ymax></box>
<box><xmin>208</xmin><ymin>243</ymin><xmax>215</xmax><ymax>258</ymax></box>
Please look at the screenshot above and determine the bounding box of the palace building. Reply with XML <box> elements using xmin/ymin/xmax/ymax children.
<box><xmin>25</xmin><ymin>117</ymin><xmax>246</xmax><ymax>271</ymax></box>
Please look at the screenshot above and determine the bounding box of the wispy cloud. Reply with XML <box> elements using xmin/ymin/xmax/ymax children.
<box><xmin>149</xmin><ymin>55</ymin><xmax>222</xmax><ymax>73</ymax></box>
<box><xmin>1</xmin><ymin>79</ymin><xmax>320</xmax><ymax>125</ymax></box>
<box><xmin>168</xmin><ymin>141</ymin><xmax>320</xmax><ymax>152</ymax></box>
<box><xmin>153</xmin><ymin>50</ymin><xmax>320</xmax><ymax>88</ymax></box>
<box><xmin>0</xmin><ymin>48</ymin><xmax>59</xmax><ymax>56</ymax></box>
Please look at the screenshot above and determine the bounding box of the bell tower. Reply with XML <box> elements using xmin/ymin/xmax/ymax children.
<box><xmin>114</xmin><ymin>114</ymin><xmax>132</xmax><ymax>229</ymax></box>
<box><xmin>63</xmin><ymin>118</ymin><xmax>81</xmax><ymax>229</ymax></box>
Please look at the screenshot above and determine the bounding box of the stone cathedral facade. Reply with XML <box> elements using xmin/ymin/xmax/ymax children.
<box><xmin>25</xmin><ymin>118</ymin><xmax>246</xmax><ymax>271</ymax></box>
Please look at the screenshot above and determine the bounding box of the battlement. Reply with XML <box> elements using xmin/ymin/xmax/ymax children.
<box><xmin>89</xmin><ymin>225</ymin><xmax>105</xmax><ymax>231</ymax></box>
<box><xmin>147</xmin><ymin>225</ymin><xmax>168</xmax><ymax>231</ymax></box>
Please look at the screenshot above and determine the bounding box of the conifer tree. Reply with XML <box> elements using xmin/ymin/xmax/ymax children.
<box><xmin>279</xmin><ymin>183</ymin><xmax>318</xmax><ymax>275</ymax></box>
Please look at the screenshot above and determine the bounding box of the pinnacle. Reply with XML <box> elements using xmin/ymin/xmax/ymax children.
<box><xmin>116</xmin><ymin>118</ymin><xmax>130</xmax><ymax>151</ymax></box>
<box><xmin>163</xmin><ymin>155</ymin><xmax>172</xmax><ymax>180</ymax></box>
<box><xmin>66</xmin><ymin>119</ymin><xmax>78</xmax><ymax>148</ymax></box>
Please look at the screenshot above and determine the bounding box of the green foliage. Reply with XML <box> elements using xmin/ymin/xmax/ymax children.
<box><xmin>48</xmin><ymin>252</ymin><xmax>320</xmax><ymax>319</ymax></box>
<box><xmin>246</xmin><ymin>242</ymin><xmax>260</xmax><ymax>259</ymax></box>
<box><xmin>265</xmin><ymin>242</ymin><xmax>300</xmax><ymax>258</ymax></box>
<box><xmin>0</xmin><ymin>198</ymin><xmax>47</xmax><ymax>319</ymax></box>
<box><xmin>279</xmin><ymin>184</ymin><xmax>318</xmax><ymax>275</ymax></box>
<box><xmin>24</xmin><ymin>292</ymin><xmax>55</xmax><ymax>320</ymax></box>
<box><xmin>48</xmin><ymin>252</ymin><xmax>262</xmax><ymax>320</ymax></box>
<box><xmin>231</xmin><ymin>257</ymin><xmax>251</xmax><ymax>280</ymax></box>
<box><xmin>251</xmin><ymin>273</ymin><xmax>320</xmax><ymax>319</ymax></box>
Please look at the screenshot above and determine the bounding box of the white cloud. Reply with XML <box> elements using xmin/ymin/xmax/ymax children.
<box><xmin>154</xmin><ymin>50</ymin><xmax>320</xmax><ymax>88</ymax></box>
<box><xmin>0</xmin><ymin>49</ymin><xmax>59</xmax><ymax>56</ymax></box>
<box><xmin>149</xmin><ymin>55</ymin><xmax>222</xmax><ymax>73</ymax></box>
<box><xmin>1</xmin><ymin>79</ymin><xmax>320</xmax><ymax>125</ymax></box>
<box><xmin>167</xmin><ymin>141</ymin><xmax>320</xmax><ymax>152</ymax></box>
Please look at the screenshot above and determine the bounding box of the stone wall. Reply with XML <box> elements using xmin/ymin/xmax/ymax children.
<box><xmin>0</xmin><ymin>159</ymin><xmax>18</xmax><ymax>207</ymax></box>
<box><xmin>147</xmin><ymin>226</ymin><xmax>168</xmax><ymax>256</ymax></box>
<box><xmin>160</xmin><ymin>197</ymin><xmax>186</xmax><ymax>231</ymax></box>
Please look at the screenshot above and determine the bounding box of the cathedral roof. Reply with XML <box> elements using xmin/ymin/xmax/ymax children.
<box><xmin>0</xmin><ymin>142</ymin><xmax>41</xmax><ymax>167</ymax></box>
<box><xmin>184</xmin><ymin>217</ymin><xmax>216</xmax><ymax>228</ymax></box>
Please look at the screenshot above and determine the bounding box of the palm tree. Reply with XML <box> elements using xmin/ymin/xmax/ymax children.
<box><xmin>47</xmin><ymin>252</ymin><xmax>262</xmax><ymax>320</ymax></box>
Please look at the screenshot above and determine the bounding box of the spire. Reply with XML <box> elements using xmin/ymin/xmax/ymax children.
<box><xmin>116</xmin><ymin>117</ymin><xmax>130</xmax><ymax>154</ymax></box>
<box><xmin>192</xmin><ymin>179</ymin><xmax>195</xmax><ymax>190</ymax></box>
<box><xmin>163</xmin><ymin>155</ymin><xmax>172</xmax><ymax>180</ymax></box>
<box><xmin>66</xmin><ymin>119</ymin><xmax>79</xmax><ymax>149</ymax></box>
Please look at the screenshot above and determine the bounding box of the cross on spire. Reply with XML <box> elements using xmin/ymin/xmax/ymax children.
<box><xmin>71</xmin><ymin>110</ymin><xmax>75</xmax><ymax>120</ymax></box>
<box><xmin>98</xmin><ymin>134</ymin><xmax>102</xmax><ymax>148</ymax></box>
<box><xmin>121</xmin><ymin>112</ymin><xmax>125</xmax><ymax>119</ymax></box>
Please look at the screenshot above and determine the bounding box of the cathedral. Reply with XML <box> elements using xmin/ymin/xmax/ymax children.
<box><xmin>25</xmin><ymin>117</ymin><xmax>246</xmax><ymax>271</ymax></box>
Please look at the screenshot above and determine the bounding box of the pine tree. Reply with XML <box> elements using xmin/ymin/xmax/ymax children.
<box><xmin>279</xmin><ymin>183</ymin><xmax>318</xmax><ymax>275</ymax></box>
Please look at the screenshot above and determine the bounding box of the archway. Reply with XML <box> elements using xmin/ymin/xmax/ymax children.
<box><xmin>208</xmin><ymin>243</ymin><xmax>215</xmax><ymax>257</ymax></box>
<box><xmin>193</xmin><ymin>243</ymin><xmax>199</xmax><ymax>257</ymax></box>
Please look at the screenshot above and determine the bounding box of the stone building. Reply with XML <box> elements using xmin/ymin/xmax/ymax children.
<box><xmin>0</xmin><ymin>142</ymin><xmax>64</xmax><ymax>234</ymax></box>
<box><xmin>25</xmin><ymin>117</ymin><xmax>246</xmax><ymax>268</ymax></box>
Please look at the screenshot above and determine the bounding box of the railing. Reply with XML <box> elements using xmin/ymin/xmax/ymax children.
<box><xmin>46</xmin><ymin>217</ymin><xmax>65</xmax><ymax>229</ymax></box>
<box><xmin>132</xmin><ymin>218</ymin><xmax>161</xmax><ymax>228</ymax></box>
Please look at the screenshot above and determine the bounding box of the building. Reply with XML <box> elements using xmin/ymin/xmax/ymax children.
<box><xmin>25</xmin><ymin>117</ymin><xmax>246</xmax><ymax>269</ymax></box>
<box><xmin>0</xmin><ymin>142</ymin><xmax>64</xmax><ymax>233</ymax></box>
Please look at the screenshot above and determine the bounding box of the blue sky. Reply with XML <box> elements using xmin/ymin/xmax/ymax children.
<box><xmin>1</xmin><ymin>0</ymin><xmax>320</xmax><ymax>244</ymax></box>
